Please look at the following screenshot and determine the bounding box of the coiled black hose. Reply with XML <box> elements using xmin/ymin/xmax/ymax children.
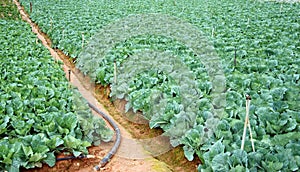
<box><xmin>55</xmin><ymin>101</ymin><xmax>121</xmax><ymax>171</ymax></box>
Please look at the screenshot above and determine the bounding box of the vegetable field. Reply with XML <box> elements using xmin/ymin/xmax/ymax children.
<box><xmin>0</xmin><ymin>0</ymin><xmax>20</xmax><ymax>20</ymax></box>
<box><xmin>2</xmin><ymin>0</ymin><xmax>300</xmax><ymax>171</ymax></box>
<box><xmin>0</xmin><ymin>3</ymin><xmax>113</xmax><ymax>171</ymax></box>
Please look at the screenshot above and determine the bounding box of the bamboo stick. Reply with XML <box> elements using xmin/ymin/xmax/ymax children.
<box><xmin>246</xmin><ymin>96</ymin><xmax>255</xmax><ymax>152</ymax></box>
<box><xmin>30</xmin><ymin>2</ymin><xmax>32</xmax><ymax>13</ymax></box>
<box><xmin>241</xmin><ymin>95</ymin><xmax>249</xmax><ymax>150</ymax></box>
<box><xmin>81</xmin><ymin>32</ymin><xmax>85</xmax><ymax>49</ymax></box>
<box><xmin>241</xmin><ymin>95</ymin><xmax>252</xmax><ymax>150</ymax></box>
<box><xmin>114</xmin><ymin>60</ymin><xmax>117</xmax><ymax>84</ymax></box>
<box><xmin>248</xmin><ymin>119</ymin><xmax>255</xmax><ymax>152</ymax></box>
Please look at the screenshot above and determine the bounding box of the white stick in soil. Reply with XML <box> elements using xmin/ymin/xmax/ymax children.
<box><xmin>62</xmin><ymin>28</ymin><xmax>65</xmax><ymax>40</ymax></box>
<box><xmin>30</xmin><ymin>2</ymin><xmax>32</xmax><ymax>13</ymax></box>
<box><xmin>246</xmin><ymin>97</ymin><xmax>255</xmax><ymax>152</ymax></box>
<box><xmin>241</xmin><ymin>94</ymin><xmax>250</xmax><ymax>150</ymax></box>
<box><xmin>50</xmin><ymin>17</ymin><xmax>53</xmax><ymax>31</ymax></box>
<box><xmin>82</xmin><ymin>32</ymin><xmax>85</xmax><ymax>49</ymax></box>
<box><xmin>247</xmin><ymin>117</ymin><xmax>255</xmax><ymax>152</ymax></box>
<box><xmin>114</xmin><ymin>61</ymin><xmax>117</xmax><ymax>84</ymax></box>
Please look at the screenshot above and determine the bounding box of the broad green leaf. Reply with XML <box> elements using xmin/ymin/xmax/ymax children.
<box><xmin>43</xmin><ymin>152</ymin><xmax>56</xmax><ymax>167</ymax></box>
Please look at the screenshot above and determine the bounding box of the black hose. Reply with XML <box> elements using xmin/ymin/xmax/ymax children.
<box><xmin>54</xmin><ymin>101</ymin><xmax>121</xmax><ymax>171</ymax></box>
<box><xmin>15</xmin><ymin>0</ymin><xmax>121</xmax><ymax>167</ymax></box>
<box><xmin>87</xmin><ymin>102</ymin><xmax>121</xmax><ymax>171</ymax></box>
<box><xmin>56</xmin><ymin>155</ymin><xmax>85</xmax><ymax>161</ymax></box>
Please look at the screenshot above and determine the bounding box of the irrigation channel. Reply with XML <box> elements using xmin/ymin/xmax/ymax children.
<box><xmin>14</xmin><ymin>0</ymin><xmax>199</xmax><ymax>171</ymax></box>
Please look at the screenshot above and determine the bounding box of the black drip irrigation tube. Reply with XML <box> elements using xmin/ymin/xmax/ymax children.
<box><xmin>88</xmin><ymin>102</ymin><xmax>121</xmax><ymax>171</ymax></box>
<box><xmin>14</xmin><ymin>0</ymin><xmax>121</xmax><ymax>169</ymax></box>
<box><xmin>56</xmin><ymin>155</ymin><xmax>85</xmax><ymax>161</ymax></box>
<box><xmin>56</xmin><ymin>101</ymin><xmax>121</xmax><ymax>171</ymax></box>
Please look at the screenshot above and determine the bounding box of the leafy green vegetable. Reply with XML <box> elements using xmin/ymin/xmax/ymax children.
<box><xmin>0</xmin><ymin>20</ymin><xmax>113</xmax><ymax>171</ymax></box>
<box><xmin>18</xmin><ymin>0</ymin><xmax>300</xmax><ymax>171</ymax></box>
<box><xmin>0</xmin><ymin>0</ymin><xmax>21</xmax><ymax>20</ymax></box>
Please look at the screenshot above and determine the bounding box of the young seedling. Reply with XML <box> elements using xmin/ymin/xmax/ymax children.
<box><xmin>241</xmin><ymin>95</ymin><xmax>255</xmax><ymax>152</ymax></box>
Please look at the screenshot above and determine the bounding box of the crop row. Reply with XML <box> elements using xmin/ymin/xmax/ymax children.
<box><xmin>19</xmin><ymin>0</ymin><xmax>300</xmax><ymax>171</ymax></box>
<box><xmin>0</xmin><ymin>19</ymin><xmax>113</xmax><ymax>171</ymax></box>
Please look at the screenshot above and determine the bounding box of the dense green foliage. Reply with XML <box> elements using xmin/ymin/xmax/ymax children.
<box><xmin>0</xmin><ymin>0</ymin><xmax>20</xmax><ymax>20</ymax></box>
<box><xmin>0</xmin><ymin>20</ymin><xmax>113</xmax><ymax>171</ymax></box>
<box><xmin>19</xmin><ymin>0</ymin><xmax>300</xmax><ymax>171</ymax></box>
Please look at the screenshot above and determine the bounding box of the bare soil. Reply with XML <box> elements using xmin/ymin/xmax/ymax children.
<box><xmin>15</xmin><ymin>0</ymin><xmax>200</xmax><ymax>171</ymax></box>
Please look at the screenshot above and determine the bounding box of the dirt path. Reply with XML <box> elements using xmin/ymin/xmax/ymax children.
<box><xmin>14</xmin><ymin>0</ymin><xmax>171</xmax><ymax>171</ymax></box>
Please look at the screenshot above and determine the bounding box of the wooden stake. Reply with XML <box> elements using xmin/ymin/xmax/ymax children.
<box><xmin>81</xmin><ymin>32</ymin><xmax>85</xmax><ymax>49</ymax></box>
<box><xmin>234</xmin><ymin>47</ymin><xmax>237</xmax><ymax>69</ymax></box>
<box><xmin>241</xmin><ymin>95</ymin><xmax>255</xmax><ymax>151</ymax></box>
<box><xmin>241</xmin><ymin>95</ymin><xmax>249</xmax><ymax>150</ymax></box>
<box><xmin>62</xmin><ymin>28</ymin><xmax>65</xmax><ymax>40</ymax></box>
<box><xmin>50</xmin><ymin>17</ymin><xmax>53</xmax><ymax>31</ymax></box>
<box><xmin>114</xmin><ymin>60</ymin><xmax>117</xmax><ymax>84</ymax></box>
<box><xmin>248</xmin><ymin>116</ymin><xmax>255</xmax><ymax>152</ymax></box>
<box><xmin>241</xmin><ymin>95</ymin><xmax>252</xmax><ymax>150</ymax></box>
<box><xmin>30</xmin><ymin>2</ymin><xmax>32</xmax><ymax>13</ymax></box>
<box><xmin>68</xmin><ymin>69</ymin><xmax>71</xmax><ymax>81</ymax></box>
